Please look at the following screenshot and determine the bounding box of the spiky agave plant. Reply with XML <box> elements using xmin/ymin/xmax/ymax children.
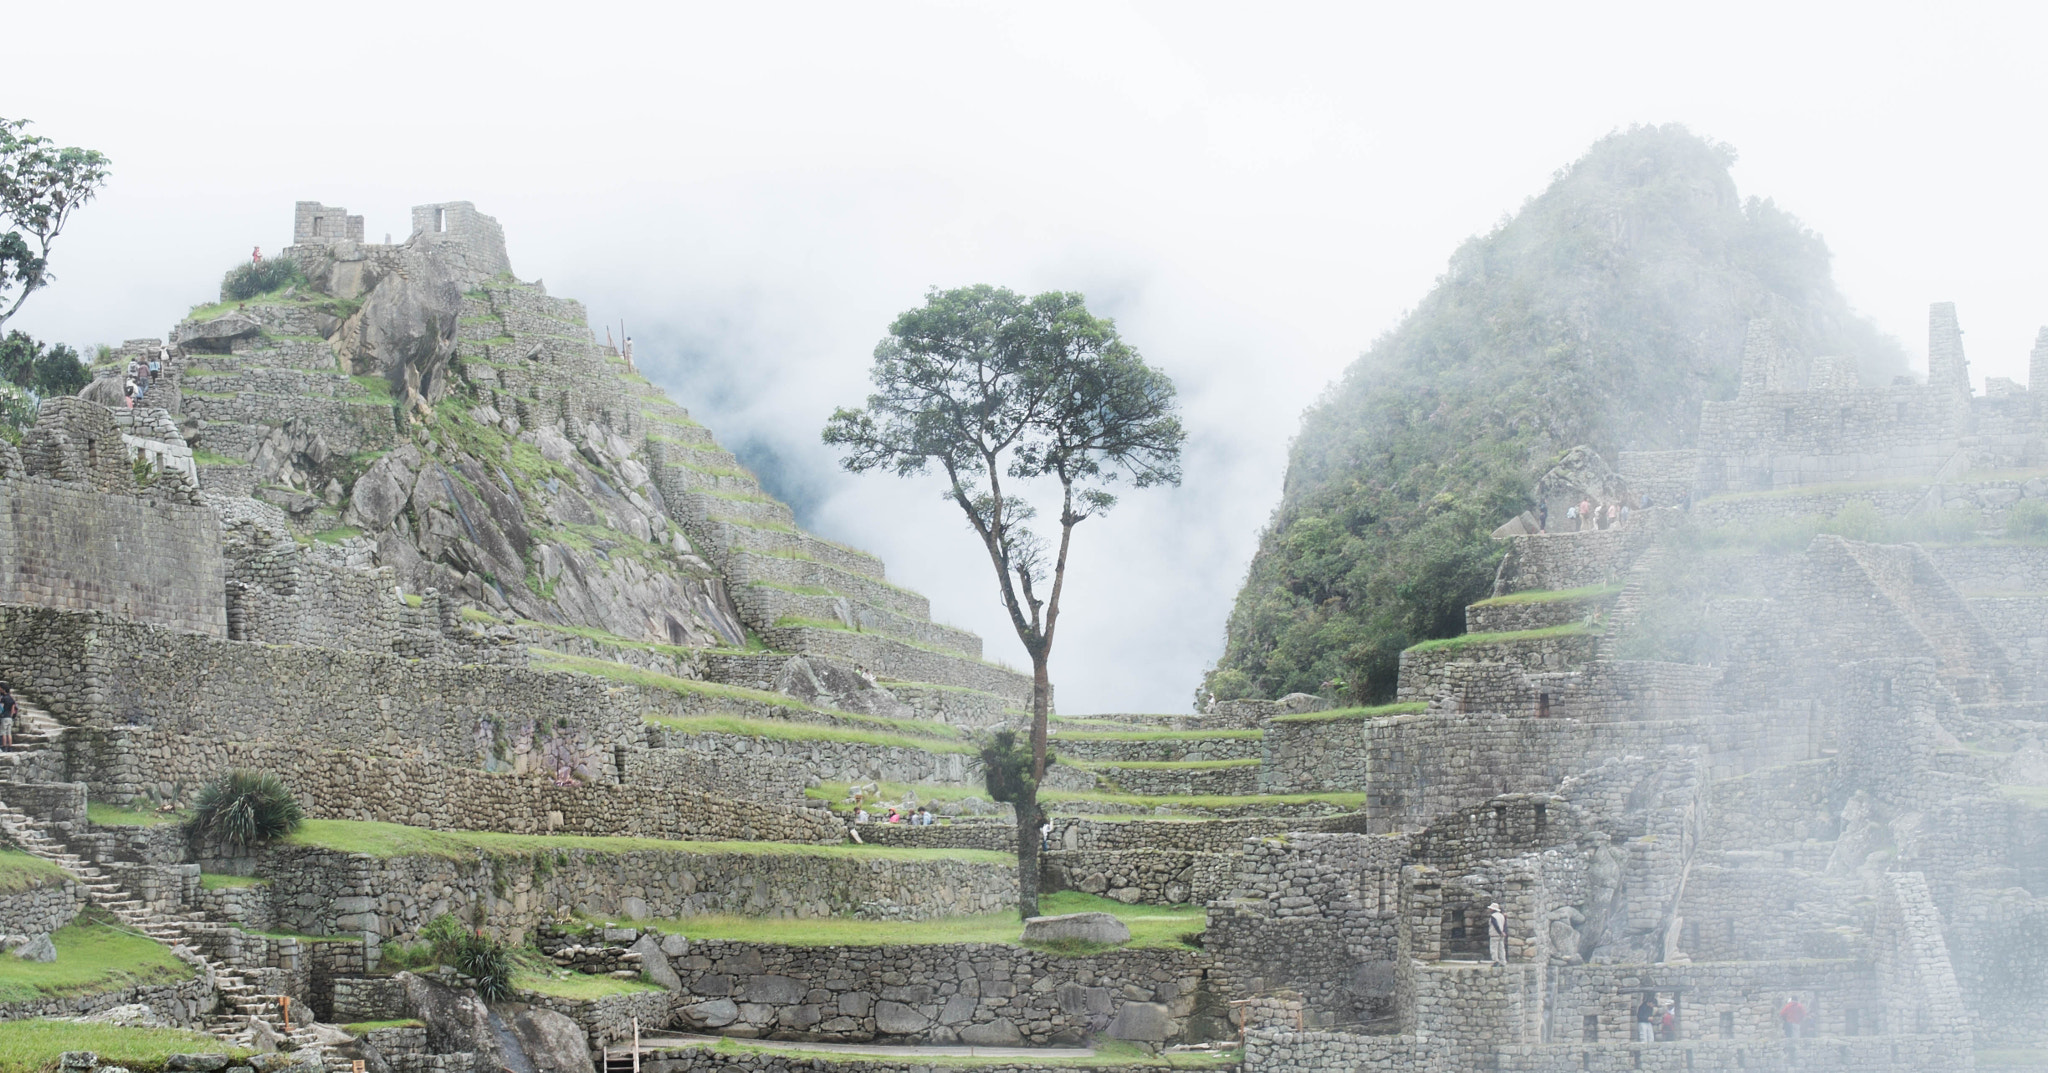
<box><xmin>191</xmin><ymin>769</ymin><xmax>305</xmax><ymax>848</ymax></box>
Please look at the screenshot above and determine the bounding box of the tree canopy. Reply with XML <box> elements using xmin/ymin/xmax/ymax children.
<box><xmin>0</xmin><ymin>117</ymin><xmax>111</xmax><ymax>335</ymax></box>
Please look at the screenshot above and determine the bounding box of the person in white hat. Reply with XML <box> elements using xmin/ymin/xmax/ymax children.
<box><xmin>1488</xmin><ymin>902</ymin><xmax>1507</xmax><ymax>964</ymax></box>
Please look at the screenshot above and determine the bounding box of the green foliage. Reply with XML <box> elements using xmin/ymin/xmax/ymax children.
<box><xmin>219</xmin><ymin>257</ymin><xmax>306</xmax><ymax>302</ymax></box>
<box><xmin>0</xmin><ymin>917</ymin><xmax>192</xmax><ymax>1004</ymax></box>
<box><xmin>0</xmin><ymin>331</ymin><xmax>86</xmax><ymax>398</ymax></box>
<box><xmin>0</xmin><ymin>117</ymin><xmax>111</xmax><ymax>336</ymax></box>
<box><xmin>393</xmin><ymin>914</ymin><xmax>515</xmax><ymax>1001</ymax></box>
<box><xmin>1205</xmin><ymin>124</ymin><xmax>1905</xmax><ymax>704</ymax></box>
<box><xmin>979</xmin><ymin>728</ymin><xmax>1049</xmax><ymax>806</ymax></box>
<box><xmin>190</xmin><ymin>770</ymin><xmax>305</xmax><ymax>848</ymax></box>
<box><xmin>0</xmin><ymin>1020</ymin><xmax>242</xmax><ymax>1071</ymax></box>
<box><xmin>2008</xmin><ymin>499</ymin><xmax>2048</xmax><ymax>542</ymax></box>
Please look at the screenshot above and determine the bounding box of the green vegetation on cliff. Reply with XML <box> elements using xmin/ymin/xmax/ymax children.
<box><xmin>1203</xmin><ymin>125</ymin><xmax>1901</xmax><ymax>704</ymax></box>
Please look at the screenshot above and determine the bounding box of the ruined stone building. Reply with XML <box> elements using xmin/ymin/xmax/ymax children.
<box><xmin>0</xmin><ymin>204</ymin><xmax>2041</xmax><ymax>1071</ymax></box>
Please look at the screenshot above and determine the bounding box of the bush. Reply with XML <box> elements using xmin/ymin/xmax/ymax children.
<box><xmin>410</xmin><ymin>913</ymin><xmax>514</xmax><ymax>1001</ymax></box>
<box><xmin>219</xmin><ymin>258</ymin><xmax>305</xmax><ymax>302</ymax></box>
<box><xmin>191</xmin><ymin>770</ymin><xmax>305</xmax><ymax>848</ymax></box>
<box><xmin>2008</xmin><ymin>499</ymin><xmax>2048</xmax><ymax>542</ymax></box>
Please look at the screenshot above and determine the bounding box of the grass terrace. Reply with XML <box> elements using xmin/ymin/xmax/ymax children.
<box><xmin>86</xmin><ymin>801</ymin><xmax>184</xmax><ymax>827</ymax></box>
<box><xmin>344</xmin><ymin>1018</ymin><xmax>425</xmax><ymax>1033</ymax></box>
<box><xmin>1075</xmin><ymin>758</ymin><xmax>1261</xmax><ymax>771</ymax></box>
<box><xmin>1269</xmin><ymin>701</ymin><xmax>1428</xmax><ymax>725</ymax></box>
<box><xmin>631</xmin><ymin>892</ymin><xmax>1201</xmax><ymax>953</ymax></box>
<box><xmin>283</xmin><ymin>818</ymin><xmax>1012</xmax><ymax>866</ymax></box>
<box><xmin>0</xmin><ymin>852</ymin><xmax>63</xmax><ymax>894</ymax></box>
<box><xmin>682</xmin><ymin>1036</ymin><xmax>1238</xmax><ymax>1069</ymax></box>
<box><xmin>0</xmin><ymin>1021</ymin><xmax>244</xmax><ymax>1072</ymax></box>
<box><xmin>198</xmin><ymin>873</ymin><xmax>269</xmax><ymax>891</ymax></box>
<box><xmin>1404</xmin><ymin>621</ymin><xmax>1592</xmax><ymax>654</ymax></box>
<box><xmin>811</xmin><ymin>781</ymin><xmax>1366</xmax><ymax>815</ymax></box>
<box><xmin>648</xmin><ymin>714</ymin><xmax>971</xmax><ymax>753</ymax></box>
<box><xmin>0</xmin><ymin>917</ymin><xmax>194</xmax><ymax>1004</ymax></box>
<box><xmin>516</xmin><ymin>967</ymin><xmax>663</xmax><ymax>1000</ymax></box>
<box><xmin>1468</xmin><ymin>583</ymin><xmax>1622</xmax><ymax>607</ymax></box>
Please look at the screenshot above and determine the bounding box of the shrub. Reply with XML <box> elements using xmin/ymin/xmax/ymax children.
<box><xmin>2008</xmin><ymin>499</ymin><xmax>2048</xmax><ymax>542</ymax></box>
<box><xmin>191</xmin><ymin>770</ymin><xmax>305</xmax><ymax>848</ymax></box>
<box><xmin>409</xmin><ymin>913</ymin><xmax>514</xmax><ymax>1002</ymax></box>
<box><xmin>219</xmin><ymin>258</ymin><xmax>306</xmax><ymax>302</ymax></box>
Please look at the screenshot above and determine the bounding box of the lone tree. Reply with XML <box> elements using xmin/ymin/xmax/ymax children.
<box><xmin>824</xmin><ymin>285</ymin><xmax>1183</xmax><ymax>916</ymax></box>
<box><xmin>0</xmin><ymin>117</ymin><xmax>111</xmax><ymax>336</ymax></box>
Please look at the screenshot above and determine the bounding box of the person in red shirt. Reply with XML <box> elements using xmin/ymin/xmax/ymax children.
<box><xmin>1779</xmin><ymin>996</ymin><xmax>1808</xmax><ymax>1038</ymax></box>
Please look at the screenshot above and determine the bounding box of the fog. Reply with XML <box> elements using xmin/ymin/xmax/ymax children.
<box><xmin>8</xmin><ymin>1</ymin><xmax>2046</xmax><ymax>713</ymax></box>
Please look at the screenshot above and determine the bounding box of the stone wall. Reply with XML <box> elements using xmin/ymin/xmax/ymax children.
<box><xmin>1930</xmin><ymin>542</ymin><xmax>2048</xmax><ymax>594</ymax></box>
<box><xmin>0</xmin><ymin>954</ymin><xmax>214</xmax><ymax>1026</ymax></box>
<box><xmin>661</xmin><ymin>938</ymin><xmax>1208</xmax><ymax>1046</ymax></box>
<box><xmin>1696</xmin><ymin>381</ymin><xmax>1965</xmax><ymax>493</ymax></box>
<box><xmin>1396</xmin><ymin>630</ymin><xmax>1598</xmax><ymax>703</ymax></box>
<box><xmin>639</xmin><ymin>1050</ymin><xmax>1188</xmax><ymax>1073</ymax></box>
<box><xmin>1554</xmin><ymin>958</ymin><xmax>1878</xmax><ymax>1043</ymax></box>
<box><xmin>1258</xmin><ymin>714</ymin><xmax>1368</xmax><ymax>793</ymax></box>
<box><xmin>253</xmin><ymin>842</ymin><xmax>1015</xmax><ymax>947</ymax></box>
<box><xmin>0</xmin><ymin>476</ymin><xmax>225</xmax><ymax>636</ymax></box>
<box><xmin>1488</xmin><ymin>513</ymin><xmax>1676</xmax><ymax>598</ymax></box>
<box><xmin>1041</xmin><ymin>849</ymin><xmax>1235</xmax><ymax>906</ymax></box>
<box><xmin>0</xmin><ymin>869</ymin><xmax>81</xmax><ymax>937</ymax></box>
<box><xmin>650</xmin><ymin>728</ymin><xmax>979</xmax><ymax>789</ymax></box>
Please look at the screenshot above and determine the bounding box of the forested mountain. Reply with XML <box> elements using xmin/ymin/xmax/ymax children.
<box><xmin>1202</xmin><ymin>124</ymin><xmax>1903</xmax><ymax>704</ymax></box>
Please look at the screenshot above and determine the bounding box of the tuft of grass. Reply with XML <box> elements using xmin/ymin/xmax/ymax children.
<box><xmin>0</xmin><ymin>1021</ymin><xmax>245</xmax><ymax>1071</ymax></box>
<box><xmin>198</xmin><ymin>873</ymin><xmax>269</xmax><ymax>890</ymax></box>
<box><xmin>192</xmin><ymin>449</ymin><xmax>241</xmax><ymax>466</ymax></box>
<box><xmin>691</xmin><ymin>1034</ymin><xmax>1237</xmax><ymax>1068</ymax></box>
<box><xmin>284</xmin><ymin>818</ymin><xmax>1012</xmax><ymax>865</ymax></box>
<box><xmin>807</xmin><ymin>780</ymin><xmax>1366</xmax><ymax>814</ymax></box>
<box><xmin>1469</xmin><ymin>583</ymin><xmax>1622</xmax><ymax>607</ymax></box>
<box><xmin>1269</xmin><ymin>701</ymin><xmax>1428</xmax><ymax>725</ymax></box>
<box><xmin>345</xmin><ymin>1018</ymin><xmax>424</xmax><ymax>1033</ymax></box>
<box><xmin>1404</xmin><ymin>621</ymin><xmax>1592</xmax><ymax>654</ymax></box>
<box><xmin>313</xmin><ymin>525</ymin><xmax>363</xmax><ymax>544</ymax></box>
<box><xmin>87</xmin><ymin>801</ymin><xmax>184</xmax><ymax>827</ymax></box>
<box><xmin>0</xmin><ymin>851</ymin><xmax>65</xmax><ymax>894</ymax></box>
<box><xmin>1076</xmin><ymin>758</ymin><xmax>1260</xmax><ymax>771</ymax></box>
<box><xmin>347</xmin><ymin>374</ymin><xmax>395</xmax><ymax>404</ymax></box>
<box><xmin>0</xmin><ymin>918</ymin><xmax>194</xmax><ymax>1004</ymax></box>
<box><xmin>645</xmin><ymin>892</ymin><xmax>1199</xmax><ymax>953</ymax></box>
<box><xmin>648</xmin><ymin>714</ymin><xmax>970</xmax><ymax>754</ymax></box>
<box><xmin>460</xmin><ymin>606</ymin><xmax>502</xmax><ymax>624</ymax></box>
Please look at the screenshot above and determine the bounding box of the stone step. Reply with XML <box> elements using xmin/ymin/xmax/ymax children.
<box><xmin>736</xmin><ymin>584</ymin><xmax>982</xmax><ymax>657</ymax></box>
<box><xmin>696</xmin><ymin>519</ymin><xmax>889</xmax><ymax>584</ymax></box>
<box><xmin>753</xmin><ymin>626</ymin><xmax>1033</xmax><ymax>707</ymax></box>
<box><xmin>726</xmin><ymin>549</ymin><xmax>930</xmax><ymax>621</ymax></box>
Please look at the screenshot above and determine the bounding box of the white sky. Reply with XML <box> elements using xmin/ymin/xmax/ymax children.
<box><xmin>10</xmin><ymin>1</ymin><xmax>2047</xmax><ymax>713</ymax></box>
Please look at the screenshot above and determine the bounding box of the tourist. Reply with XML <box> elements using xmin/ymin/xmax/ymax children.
<box><xmin>1639</xmin><ymin>492</ymin><xmax>1652</xmax><ymax>510</ymax></box>
<box><xmin>123</xmin><ymin>378</ymin><xmax>136</xmax><ymax>407</ymax></box>
<box><xmin>251</xmin><ymin>246</ymin><xmax>262</xmax><ymax>264</ymax></box>
<box><xmin>0</xmin><ymin>684</ymin><xmax>15</xmax><ymax>752</ymax></box>
<box><xmin>1577</xmin><ymin>498</ymin><xmax>1592</xmax><ymax>531</ymax></box>
<box><xmin>1636</xmin><ymin>995</ymin><xmax>1658</xmax><ymax>1043</ymax></box>
<box><xmin>1040</xmin><ymin>818</ymin><xmax>1054</xmax><ymax>851</ymax></box>
<box><xmin>852</xmin><ymin>806</ymin><xmax>869</xmax><ymax>825</ymax></box>
<box><xmin>1778</xmin><ymin>995</ymin><xmax>1807</xmax><ymax>1038</ymax></box>
<box><xmin>885</xmin><ymin>807</ymin><xmax>902</xmax><ymax>824</ymax></box>
<box><xmin>622</xmin><ymin>336</ymin><xmax>635</xmax><ymax>372</ymax></box>
<box><xmin>1565</xmin><ymin>503</ymin><xmax>1580</xmax><ymax>531</ymax></box>
<box><xmin>1659</xmin><ymin>1002</ymin><xmax>1676</xmax><ymax>1041</ymax></box>
<box><xmin>149</xmin><ymin>349</ymin><xmax>164</xmax><ymax>381</ymax></box>
<box><xmin>1537</xmin><ymin>502</ymin><xmax>1549</xmax><ymax>533</ymax></box>
<box><xmin>1619</xmin><ymin>502</ymin><xmax>1631</xmax><ymax>527</ymax></box>
<box><xmin>1487</xmin><ymin>902</ymin><xmax>1507</xmax><ymax>964</ymax></box>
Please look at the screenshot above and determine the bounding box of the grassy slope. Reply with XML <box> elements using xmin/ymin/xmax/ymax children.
<box><xmin>1203</xmin><ymin>124</ymin><xmax>1904</xmax><ymax>705</ymax></box>
<box><xmin>808</xmin><ymin>781</ymin><xmax>1364</xmax><ymax>814</ymax></box>
<box><xmin>0</xmin><ymin>851</ymin><xmax>65</xmax><ymax>894</ymax></box>
<box><xmin>0</xmin><ymin>1022</ymin><xmax>242</xmax><ymax>1072</ymax></box>
<box><xmin>285</xmin><ymin>818</ymin><xmax>1008</xmax><ymax>865</ymax></box>
<box><xmin>0</xmin><ymin>920</ymin><xmax>193</xmax><ymax>1004</ymax></box>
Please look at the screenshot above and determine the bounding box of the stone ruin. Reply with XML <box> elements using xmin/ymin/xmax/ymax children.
<box><xmin>0</xmin><ymin>203</ymin><xmax>2040</xmax><ymax>1071</ymax></box>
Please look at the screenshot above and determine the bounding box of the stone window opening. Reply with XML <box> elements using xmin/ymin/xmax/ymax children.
<box><xmin>1845</xmin><ymin>1008</ymin><xmax>1859</xmax><ymax>1035</ymax></box>
<box><xmin>1537</xmin><ymin>691</ymin><xmax>1551</xmax><ymax>718</ymax></box>
<box><xmin>1583</xmin><ymin>1013</ymin><xmax>1599</xmax><ymax>1042</ymax></box>
<box><xmin>1534</xmin><ymin>803</ymin><xmax>1548</xmax><ymax>834</ymax></box>
<box><xmin>1494</xmin><ymin>805</ymin><xmax>1508</xmax><ymax>835</ymax></box>
<box><xmin>435</xmin><ymin>207</ymin><xmax>447</xmax><ymax>233</ymax></box>
<box><xmin>1720</xmin><ymin>1011</ymin><xmax>1735</xmax><ymax>1038</ymax></box>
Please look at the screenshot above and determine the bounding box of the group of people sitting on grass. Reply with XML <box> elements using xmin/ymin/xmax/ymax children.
<box><xmin>850</xmin><ymin>803</ymin><xmax>938</xmax><ymax>826</ymax></box>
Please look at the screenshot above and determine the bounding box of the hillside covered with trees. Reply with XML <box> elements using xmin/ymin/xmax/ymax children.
<box><xmin>1202</xmin><ymin>124</ymin><xmax>1903</xmax><ymax>704</ymax></box>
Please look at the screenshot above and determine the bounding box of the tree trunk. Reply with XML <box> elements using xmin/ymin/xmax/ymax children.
<box><xmin>1017</xmin><ymin>782</ymin><xmax>1041</xmax><ymax>920</ymax></box>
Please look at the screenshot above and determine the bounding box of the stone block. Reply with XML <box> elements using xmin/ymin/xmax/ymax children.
<box><xmin>1021</xmin><ymin>911</ymin><xmax>1130</xmax><ymax>945</ymax></box>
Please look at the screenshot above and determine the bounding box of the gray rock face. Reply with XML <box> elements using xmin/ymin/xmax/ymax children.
<box><xmin>399</xmin><ymin>972</ymin><xmax>501</xmax><ymax>1062</ymax></box>
<box><xmin>339</xmin><ymin>249</ymin><xmax>463</xmax><ymax>409</ymax></box>
<box><xmin>629</xmin><ymin>933</ymin><xmax>681</xmax><ymax>991</ymax></box>
<box><xmin>874</xmin><ymin>999</ymin><xmax>930</xmax><ymax>1034</ymax></box>
<box><xmin>78</xmin><ymin>374</ymin><xmax>128</xmax><ymax>409</ymax></box>
<box><xmin>1020</xmin><ymin>912</ymin><xmax>1130</xmax><ymax>946</ymax></box>
<box><xmin>177</xmin><ymin>313</ymin><xmax>265</xmax><ymax>348</ymax></box>
<box><xmin>775</xmin><ymin>656</ymin><xmax>900</xmax><ymax>717</ymax></box>
<box><xmin>504</xmin><ymin>1004</ymin><xmax>590</xmax><ymax>1073</ymax></box>
<box><xmin>1107</xmin><ymin>1001</ymin><xmax>1172</xmax><ymax>1042</ymax></box>
<box><xmin>344</xmin><ymin>451</ymin><xmax>419</xmax><ymax>532</ymax></box>
<box><xmin>11</xmin><ymin>933</ymin><xmax>55</xmax><ymax>962</ymax></box>
<box><xmin>682</xmin><ymin>997</ymin><xmax>739</xmax><ymax>1028</ymax></box>
<box><xmin>958</xmin><ymin>1018</ymin><xmax>1023</xmax><ymax>1045</ymax></box>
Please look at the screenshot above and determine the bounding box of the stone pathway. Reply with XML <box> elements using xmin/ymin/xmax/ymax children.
<box><xmin>631</xmin><ymin>1032</ymin><xmax>1098</xmax><ymax>1059</ymax></box>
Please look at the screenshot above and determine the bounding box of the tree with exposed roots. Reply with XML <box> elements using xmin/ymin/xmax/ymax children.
<box><xmin>0</xmin><ymin>117</ymin><xmax>111</xmax><ymax>335</ymax></box>
<box><xmin>824</xmin><ymin>285</ymin><xmax>1184</xmax><ymax>917</ymax></box>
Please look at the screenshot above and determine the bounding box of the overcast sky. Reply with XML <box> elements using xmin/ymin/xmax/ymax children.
<box><xmin>10</xmin><ymin>2</ymin><xmax>2046</xmax><ymax>713</ymax></box>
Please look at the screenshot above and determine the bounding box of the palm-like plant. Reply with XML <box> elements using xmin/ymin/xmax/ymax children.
<box><xmin>191</xmin><ymin>770</ymin><xmax>305</xmax><ymax>848</ymax></box>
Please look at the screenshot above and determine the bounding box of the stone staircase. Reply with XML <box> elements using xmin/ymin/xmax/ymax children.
<box><xmin>0</xmin><ymin>701</ymin><xmax>316</xmax><ymax>1051</ymax></box>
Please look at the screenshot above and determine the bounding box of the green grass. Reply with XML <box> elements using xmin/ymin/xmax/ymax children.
<box><xmin>809</xmin><ymin>780</ymin><xmax>1366</xmax><ymax>814</ymax></box>
<box><xmin>87</xmin><ymin>801</ymin><xmax>184</xmax><ymax>827</ymax></box>
<box><xmin>0</xmin><ymin>851</ymin><xmax>64</xmax><ymax>894</ymax></box>
<box><xmin>515</xmin><ymin>968</ymin><xmax>663</xmax><ymax>999</ymax></box>
<box><xmin>191</xmin><ymin>449</ymin><xmax>241</xmax><ymax>466</ymax></box>
<box><xmin>460</xmin><ymin>606</ymin><xmax>502</xmax><ymax>624</ymax></box>
<box><xmin>198</xmin><ymin>873</ymin><xmax>269</xmax><ymax>890</ymax></box>
<box><xmin>711</xmin><ymin>514</ymin><xmax>797</xmax><ymax>534</ymax></box>
<box><xmin>1977</xmin><ymin>1048</ymin><xmax>2048</xmax><ymax>1068</ymax></box>
<box><xmin>1997</xmin><ymin>785</ymin><xmax>2048</xmax><ymax>808</ymax></box>
<box><xmin>284</xmin><ymin>818</ymin><xmax>1011</xmax><ymax>865</ymax></box>
<box><xmin>693</xmin><ymin>1035</ymin><xmax>1236</xmax><ymax>1068</ymax></box>
<box><xmin>0</xmin><ymin>1021</ymin><xmax>245</xmax><ymax>1071</ymax></box>
<box><xmin>1468</xmin><ymin>583</ymin><xmax>1622</xmax><ymax>607</ymax></box>
<box><xmin>1404</xmin><ymin>621</ymin><xmax>1592</xmax><ymax>654</ymax></box>
<box><xmin>0</xmin><ymin>918</ymin><xmax>194</xmax><ymax>1004</ymax></box>
<box><xmin>1269</xmin><ymin>701</ymin><xmax>1428</xmax><ymax>724</ymax></box>
<box><xmin>538</xmin><ymin>651</ymin><xmax>967</xmax><ymax>740</ymax></box>
<box><xmin>347</xmin><ymin>374</ymin><xmax>395</xmax><ymax>404</ymax></box>
<box><xmin>648</xmin><ymin>714</ymin><xmax>971</xmax><ymax>754</ymax></box>
<box><xmin>312</xmin><ymin>525</ymin><xmax>363</xmax><ymax>544</ymax></box>
<box><xmin>345</xmin><ymin>1018</ymin><xmax>424</xmax><ymax>1033</ymax></box>
<box><xmin>1077</xmin><ymin>758</ymin><xmax>1260</xmax><ymax>771</ymax></box>
<box><xmin>644</xmin><ymin>892</ymin><xmax>1199</xmax><ymax>953</ymax></box>
<box><xmin>1050</xmin><ymin>729</ymin><xmax>1262</xmax><ymax>742</ymax></box>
